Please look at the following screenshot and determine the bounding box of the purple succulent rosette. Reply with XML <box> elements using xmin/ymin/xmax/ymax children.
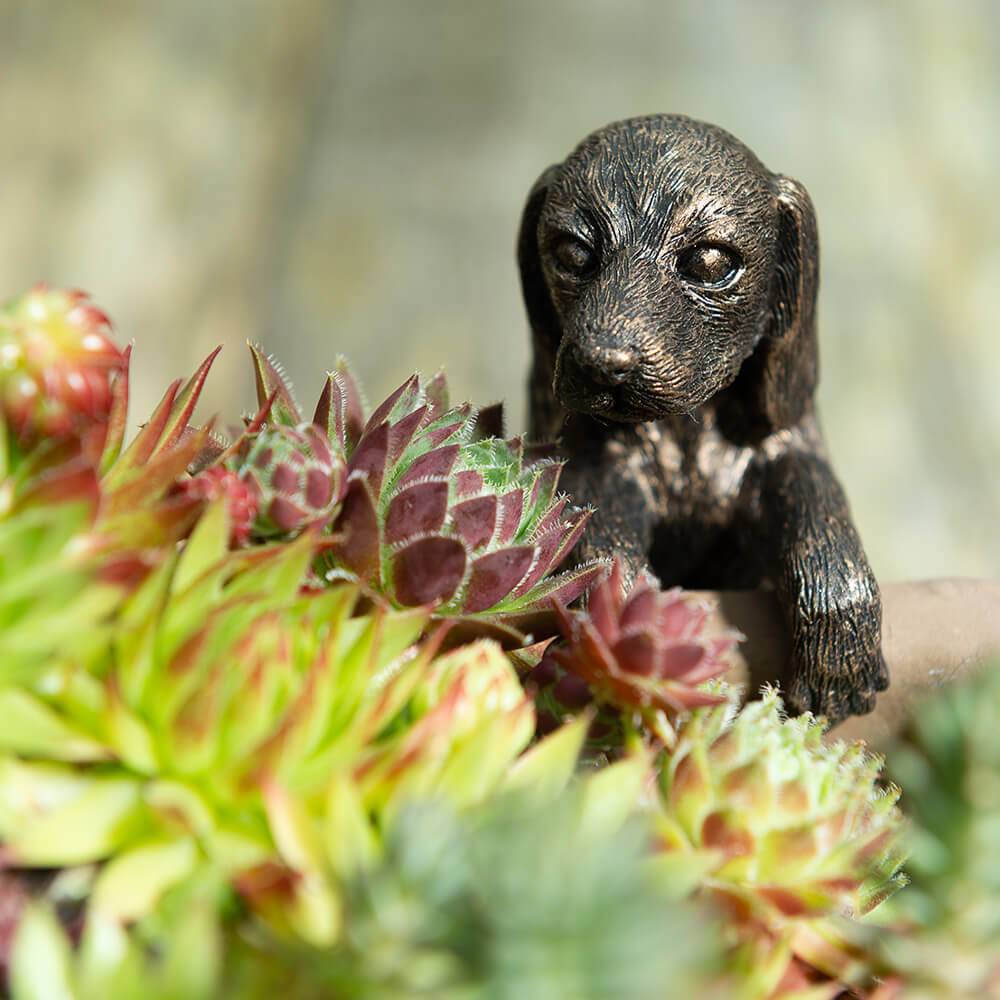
<box><xmin>321</xmin><ymin>371</ymin><xmax>603</xmax><ymax>629</ymax></box>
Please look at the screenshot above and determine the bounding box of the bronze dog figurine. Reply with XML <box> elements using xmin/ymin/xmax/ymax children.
<box><xmin>519</xmin><ymin>114</ymin><xmax>887</xmax><ymax>722</ymax></box>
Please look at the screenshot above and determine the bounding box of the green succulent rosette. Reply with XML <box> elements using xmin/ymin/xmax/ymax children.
<box><xmin>655</xmin><ymin>687</ymin><xmax>908</xmax><ymax>997</ymax></box>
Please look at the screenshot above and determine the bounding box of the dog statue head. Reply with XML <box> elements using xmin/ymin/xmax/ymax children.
<box><xmin>519</xmin><ymin>115</ymin><xmax>819</xmax><ymax>440</ymax></box>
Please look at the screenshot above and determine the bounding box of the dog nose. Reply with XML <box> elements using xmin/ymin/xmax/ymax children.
<box><xmin>571</xmin><ymin>343</ymin><xmax>637</xmax><ymax>386</ymax></box>
<box><xmin>602</xmin><ymin>349</ymin><xmax>636</xmax><ymax>384</ymax></box>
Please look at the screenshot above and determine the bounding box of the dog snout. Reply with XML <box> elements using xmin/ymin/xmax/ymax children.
<box><xmin>567</xmin><ymin>341</ymin><xmax>638</xmax><ymax>387</ymax></box>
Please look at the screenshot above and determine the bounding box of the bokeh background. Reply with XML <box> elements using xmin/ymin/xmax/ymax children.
<box><xmin>2</xmin><ymin>1</ymin><xmax>997</xmax><ymax>581</ymax></box>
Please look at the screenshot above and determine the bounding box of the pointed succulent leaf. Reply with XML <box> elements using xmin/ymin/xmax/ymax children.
<box><xmin>366</xmin><ymin>373</ymin><xmax>422</xmax><ymax>430</ymax></box>
<box><xmin>249</xmin><ymin>342</ymin><xmax>301</xmax><ymax>426</ymax></box>
<box><xmin>104</xmin><ymin>687</ymin><xmax>159</xmax><ymax>773</ymax></box>
<box><xmin>577</xmin><ymin>750</ymin><xmax>654</xmax><ymax>840</ymax></box>
<box><xmin>395</xmin><ymin>443</ymin><xmax>460</xmax><ymax>490</ymax></box>
<box><xmin>7</xmin><ymin>445</ymin><xmax>100</xmax><ymax>513</ymax></box>
<box><xmin>104</xmin><ymin>426</ymin><xmax>211</xmax><ymax>517</ymax></box>
<box><xmin>261</xmin><ymin>777</ymin><xmax>328</xmax><ymax>877</ymax></box>
<box><xmin>259</xmin><ymin>782</ymin><xmax>342</xmax><ymax>946</ymax></box>
<box><xmin>333</xmin><ymin>477</ymin><xmax>381</xmax><ymax>580</ymax></box>
<box><xmin>322</xmin><ymin>772</ymin><xmax>378</xmax><ymax>878</ymax></box>
<box><xmin>472</xmin><ymin>400</ymin><xmax>504</xmax><ymax>440</ymax></box>
<box><xmin>391</xmin><ymin>536</ymin><xmax>466</xmax><ymax>606</ymax></box>
<box><xmin>172</xmin><ymin>498</ymin><xmax>232</xmax><ymax>594</ymax></box>
<box><xmin>347</xmin><ymin>420</ymin><xmax>390</xmax><ymax>495</ymax></box>
<box><xmin>450</xmin><ymin>494</ymin><xmax>498</xmax><ymax>550</ymax></box>
<box><xmin>462</xmin><ymin>546</ymin><xmax>534</xmax><ymax>613</ymax></box>
<box><xmin>318</xmin><ymin>358</ymin><xmax>365</xmax><ymax>458</ymax></box>
<box><xmin>501</xmin><ymin>713</ymin><xmax>590</xmax><ymax>800</ymax></box>
<box><xmin>428</xmin><ymin>696</ymin><xmax>536</xmax><ymax>805</ymax></box>
<box><xmin>115</xmin><ymin>377</ymin><xmax>183</xmax><ymax>477</ymax></box>
<box><xmin>424</xmin><ymin>404</ymin><xmax>477</xmax><ymax>450</ymax></box>
<box><xmin>144</xmin><ymin>779</ymin><xmax>216</xmax><ymax>841</ymax></box>
<box><xmin>0</xmin><ymin>689</ymin><xmax>109</xmax><ymax>762</ymax></box>
<box><xmin>495</xmin><ymin>487</ymin><xmax>524</xmax><ymax>545</ymax></box>
<box><xmin>8</xmin><ymin>901</ymin><xmax>76</xmax><ymax>1000</ymax></box>
<box><xmin>98</xmin><ymin>341</ymin><xmax>132</xmax><ymax>475</ymax></box>
<box><xmin>108</xmin><ymin>347</ymin><xmax>220</xmax><ymax>487</ymax></box>
<box><xmin>386</xmin><ymin>404</ymin><xmax>428</xmax><ymax>466</ymax></box>
<box><xmin>384</xmin><ymin>480</ymin><xmax>449</xmax><ymax>544</ymax></box>
<box><xmin>515</xmin><ymin>561</ymin><xmax>606</xmax><ymax>612</ymax></box>
<box><xmin>423</xmin><ymin>368</ymin><xmax>449</xmax><ymax>419</ymax></box>
<box><xmin>1</xmin><ymin>772</ymin><xmax>145</xmax><ymax>866</ymax></box>
<box><xmin>91</xmin><ymin>838</ymin><xmax>199</xmax><ymax>921</ymax></box>
<box><xmin>0</xmin><ymin>497</ymin><xmax>121</xmax><ymax>683</ymax></box>
<box><xmin>222</xmin><ymin>530</ymin><xmax>316</xmax><ymax>603</ymax></box>
<box><xmin>507</xmin><ymin>529</ymin><xmax>562</xmax><ymax>599</ymax></box>
<box><xmin>151</xmin><ymin>346</ymin><xmax>221</xmax><ymax>456</ymax></box>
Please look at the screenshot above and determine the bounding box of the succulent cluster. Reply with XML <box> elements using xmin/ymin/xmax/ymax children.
<box><xmin>217</xmin><ymin>348</ymin><xmax>605</xmax><ymax>635</ymax></box>
<box><xmin>0</xmin><ymin>498</ymin><xmax>549</xmax><ymax>945</ymax></box>
<box><xmin>8</xmin><ymin>777</ymin><xmax>721</xmax><ymax>1000</ymax></box>
<box><xmin>4</xmin><ymin>284</ymin><xmax>980</xmax><ymax>1000</ymax></box>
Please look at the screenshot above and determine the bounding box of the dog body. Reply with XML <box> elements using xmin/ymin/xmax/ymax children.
<box><xmin>519</xmin><ymin>115</ymin><xmax>888</xmax><ymax>722</ymax></box>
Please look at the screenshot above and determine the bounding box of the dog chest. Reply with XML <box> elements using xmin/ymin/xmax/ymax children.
<box><xmin>640</xmin><ymin>413</ymin><xmax>755</xmax><ymax>524</ymax></box>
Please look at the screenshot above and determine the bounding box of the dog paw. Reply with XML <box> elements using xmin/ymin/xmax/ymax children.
<box><xmin>784</xmin><ymin>603</ymin><xmax>888</xmax><ymax>724</ymax></box>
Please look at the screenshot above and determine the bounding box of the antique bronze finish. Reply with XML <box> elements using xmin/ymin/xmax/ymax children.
<box><xmin>519</xmin><ymin>114</ymin><xmax>887</xmax><ymax>723</ymax></box>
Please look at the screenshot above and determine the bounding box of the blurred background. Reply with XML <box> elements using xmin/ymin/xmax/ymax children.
<box><xmin>2</xmin><ymin>0</ymin><xmax>997</xmax><ymax>581</ymax></box>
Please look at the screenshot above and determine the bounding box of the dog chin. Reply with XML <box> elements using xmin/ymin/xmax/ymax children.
<box><xmin>557</xmin><ymin>386</ymin><xmax>677</xmax><ymax>424</ymax></box>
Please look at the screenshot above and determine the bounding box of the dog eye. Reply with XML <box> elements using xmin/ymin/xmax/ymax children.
<box><xmin>551</xmin><ymin>237</ymin><xmax>596</xmax><ymax>278</ymax></box>
<box><xmin>675</xmin><ymin>244</ymin><xmax>743</xmax><ymax>286</ymax></box>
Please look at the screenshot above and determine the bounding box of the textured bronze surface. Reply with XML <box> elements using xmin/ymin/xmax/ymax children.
<box><xmin>519</xmin><ymin>114</ymin><xmax>888</xmax><ymax>722</ymax></box>
<box><xmin>694</xmin><ymin>579</ymin><xmax>1000</xmax><ymax>748</ymax></box>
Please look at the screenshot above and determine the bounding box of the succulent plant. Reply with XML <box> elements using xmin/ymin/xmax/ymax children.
<box><xmin>95</xmin><ymin>345</ymin><xmax>224</xmax><ymax>553</ymax></box>
<box><xmin>526</xmin><ymin>561</ymin><xmax>738</xmax><ymax>745</ymax></box>
<box><xmin>235</xmin><ymin>347</ymin><xmax>603</xmax><ymax>635</ymax></box>
<box><xmin>330</xmin><ymin>410</ymin><xmax>599</xmax><ymax>630</ymax></box>
<box><xmin>0</xmin><ymin>488</ymin><xmax>555</xmax><ymax>951</ymax></box>
<box><xmin>656</xmin><ymin>687</ymin><xmax>908</xmax><ymax>997</ymax></box>
<box><xmin>229</xmin><ymin>420</ymin><xmax>341</xmax><ymax>539</ymax></box>
<box><xmin>322</xmin><ymin>787</ymin><xmax>721</xmax><ymax>1000</ymax></box>
<box><xmin>873</xmin><ymin>663</ymin><xmax>1000</xmax><ymax>998</ymax></box>
<box><xmin>0</xmin><ymin>284</ymin><xmax>125</xmax><ymax>451</ymax></box>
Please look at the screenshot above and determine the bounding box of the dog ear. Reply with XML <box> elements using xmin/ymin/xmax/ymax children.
<box><xmin>517</xmin><ymin>165</ymin><xmax>563</xmax><ymax>439</ymax></box>
<box><xmin>739</xmin><ymin>174</ymin><xmax>820</xmax><ymax>434</ymax></box>
<box><xmin>518</xmin><ymin>165</ymin><xmax>561</xmax><ymax>345</ymax></box>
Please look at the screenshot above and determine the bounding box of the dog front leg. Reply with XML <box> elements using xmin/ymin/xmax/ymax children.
<box><xmin>761</xmin><ymin>451</ymin><xmax>889</xmax><ymax>722</ymax></box>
